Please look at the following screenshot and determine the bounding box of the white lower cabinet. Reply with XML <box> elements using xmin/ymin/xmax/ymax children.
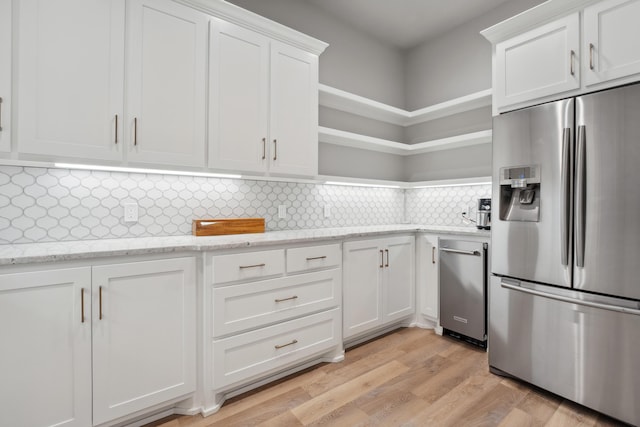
<box><xmin>343</xmin><ymin>235</ymin><xmax>415</xmax><ymax>340</ymax></box>
<box><xmin>0</xmin><ymin>267</ymin><xmax>92</xmax><ymax>427</ymax></box>
<box><xmin>0</xmin><ymin>256</ymin><xmax>196</xmax><ymax>427</ymax></box>
<box><xmin>418</xmin><ymin>234</ymin><xmax>439</xmax><ymax>321</ymax></box>
<box><xmin>92</xmin><ymin>257</ymin><xmax>196</xmax><ymax>425</ymax></box>
<box><xmin>207</xmin><ymin>244</ymin><xmax>343</xmax><ymax>411</ymax></box>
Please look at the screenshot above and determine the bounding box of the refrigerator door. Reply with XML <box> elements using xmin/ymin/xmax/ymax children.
<box><xmin>574</xmin><ymin>84</ymin><xmax>640</xmax><ymax>300</ymax></box>
<box><xmin>492</xmin><ymin>98</ymin><xmax>573</xmax><ymax>287</ymax></box>
<box><xmin>489</xmin><ymin>276</ymin><xmax>640</xmax><ymax>426</ymax></box>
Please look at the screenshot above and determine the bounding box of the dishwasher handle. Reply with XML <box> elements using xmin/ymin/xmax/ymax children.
<box><xmin>440</xmin><ymin>247</ymin><xmax>481</xmax><ymax>256</ymax></box>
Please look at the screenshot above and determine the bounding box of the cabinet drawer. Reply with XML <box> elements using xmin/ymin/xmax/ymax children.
<box><xmin>212</xmin><ymin>269</ymin><xmax>340</xmax><ymax>337</ymax></box>
<box><xmin>286</xmin><ymin>243</ymin><xmax>341</xmax><ymax>273</ymax></box>
<box><xmin>212</xmin><ymin>308</ymin><xmax>340</xmax><ymax>389</ymax></box>
<box><xmin>212</xmin><ymin>249</ymin><xmax>284</xmax><ymax>284</ymax></box>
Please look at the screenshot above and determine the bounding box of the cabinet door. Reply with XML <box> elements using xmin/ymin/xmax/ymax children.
<box><xmin>343</xmin><ymin>239</ymin><xmax>383</xmax><ymax>339</ymax></box>
<box><xmin>0</xmin><ymin>268</ymin><xmax>92</xmax><ymax>427</ymax></box>
<box><xmin>382</xmin><ymin>236</ymin><xmax>415</xmax><ymax>323</ymax></box>
<box><xmin>584</xmin><ymin>0</ymin><xmax>640</xmax><ymax>86</ymax></box>
<box><xmin>419</xmin><ymin>235</ymin><xmax>439</xmax><ymax>320</ymax></box>
<box><xmin>269</xmin><ymin>42</ymin><xmax>319</xmax><ymax>177</ymax></box>
<box><xmin>0</xmin><ymin>0</ymin><xmax>11</xmax><ymax>152</ymax></box>
<box><xmin>92</xmin><ymin>257</ymin><xmax>196</xmax><ymax>425</ymax></box>
<box><xmin>16</xmin><ymin>0</ymin><xmax>125</xmax><ymax>161</ymax></box>
<box><xmin>495</xmin><ymin>13</ymin><xmax>579</xmax><ymax>110</ymax></box>
<box><xmin>209</xmin><ymin>19</ymin><xmax>269</xmax><ymax>173</ymax></box>
<box><xmin>126</xmin><ymin>0</ymin><xmax>207</xmax><ymax>167</ymax></box>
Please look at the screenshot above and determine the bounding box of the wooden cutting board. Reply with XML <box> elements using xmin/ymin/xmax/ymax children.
<box><xmin>192</xmin><ymin>218</ymin><xmax>265</xmax><ymax>236</ymax></box>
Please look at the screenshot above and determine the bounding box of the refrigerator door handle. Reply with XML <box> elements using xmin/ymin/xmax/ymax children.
<box><xmin>575</xmin><ymin>125</ymin><xmax>587</xmax><ymax>268</ymax></box>
<box><xmin>561</xmin><ymin>127</ymin><xmax>572</xmax><ymax>266</ymax></box>
<box><xmin>500</xmin><ymin>280</ymin><xmax>640</xmax><ymax>316</ymax></box>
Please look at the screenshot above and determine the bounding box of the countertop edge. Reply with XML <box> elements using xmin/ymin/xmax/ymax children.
<box><xmin>0</xmin><ymin>225</ymin><xmax>490</xmax><ymax>266</ymax></box>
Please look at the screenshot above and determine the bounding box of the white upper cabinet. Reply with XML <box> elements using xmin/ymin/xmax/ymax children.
<box><xmin>126</xmin><ymin>0</ymin><xmax>207</xmax><ymax>168</ymax></box>
<box><xmin>16</xmin><ymin>0</ymin><xmax>125</xmax><ymax>161</ymax></box>
<box><xmin>209</xmin><ymin>21</ymin><xmax>320</xmax><ymax>177</ymax></box>
<box><xmin>269</xmin><ymin>42</ymin><xmax>319</xmax><ymax>176</ymax></box>
<box><xmin>495</xmin><ymin>13</ymin><xmax>580</xmax><ymax>110</ymax></box>
<box><xmin>0</xmin><ymin>0</ymin><xmax>11</xmax><ymax>153</ymax></box>
<box><xmin>209</xmin><ymin>19</ymin><xmax>270</xmax><ymax>174</ymax></box>
<box><xmin>583</xmin><ymin>0</ymin><xmax>640</xmax><ymax>87</ymax></box>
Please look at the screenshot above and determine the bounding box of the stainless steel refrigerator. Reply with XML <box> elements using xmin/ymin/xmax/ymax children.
<box><xmin>490</xmin><ymin>83</ymin><xmax>640</xmax><ymax>426</ymax></box>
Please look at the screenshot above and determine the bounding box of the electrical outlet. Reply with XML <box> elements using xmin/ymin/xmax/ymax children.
<box><xmin>278</xmin><ymin>205</ymin><xmax>287</xmax><ymax>219</ymax></box>
<box><xmin>324</xmin><ymin>204</ymin><xmax>331</xmax><ymax>218</ymax></box>
<box><xmin>123</xmin><ymin>202</ymin><xmax>138</xmax><ymax>223</ymax></box>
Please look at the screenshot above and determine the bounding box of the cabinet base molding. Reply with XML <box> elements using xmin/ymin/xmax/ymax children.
<box><xmin>203</xmin><ymin>345</ymin><xmax>343</xmax><ymax>416</ymax></box>
<box><xmin>102</xmin><ymin>393</ymin><xmax>197</xmax><ymax>427</ymax></box>
<box><xmin>343</xmin><ymin>319</ymin><xmax>413</xmax><ymax>350</ymax></box>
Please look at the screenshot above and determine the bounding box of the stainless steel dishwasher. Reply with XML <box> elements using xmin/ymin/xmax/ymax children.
<box><xmin>439</xmin><ymin>239</ymin><xmax>488</xmax><ymax>348</ymax></box>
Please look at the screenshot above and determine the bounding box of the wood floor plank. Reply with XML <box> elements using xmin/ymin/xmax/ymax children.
<box><xmin>516</xmin><ymin>389</ymin><xmax>563</xmax><ymax>427</ymax></box>
<box><xmin>407</xmin><ymin>371</ymin><xmax>503</xmax><ymax>426</ymax></box>
<box><xmin>291</xmin><ymin>360</ymin><xmax>410</xmax><ymax>425</ymax></box>
<box><xmin>450</xmin><ymin>382</ymin><xmax>528</xmax><ymax>426</ymax></box>
<box><xmin>545</xmin><ymin>401</ymin><xmax>599</xmax><ymax>427</ymax></box>
<box><xmin>499</xmin><ymin>407</ymin><xmax>535</xmax><ymax>427</ymax></box>
<box><xmin>304</xmin><ymin>403</ymin><xmax>370</xmax><ymax>427</ymax></box>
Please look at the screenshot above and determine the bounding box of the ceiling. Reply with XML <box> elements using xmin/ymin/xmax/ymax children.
<box><xmin>303</xmin><ymin>0</ymin><xmax>517</xmax><ymax>49</ymax></box>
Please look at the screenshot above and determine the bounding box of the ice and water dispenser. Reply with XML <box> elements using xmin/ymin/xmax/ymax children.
<box><xmin>499</xmin><ymin>165</ymin><xmax>541</xmax><ymax>222</ymax></box>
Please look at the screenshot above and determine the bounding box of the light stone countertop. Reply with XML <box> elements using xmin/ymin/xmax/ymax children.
<box><xmin>0</xmin><ymin>225</ymin><xmax>490</xmax><ymax>266</ymax></box>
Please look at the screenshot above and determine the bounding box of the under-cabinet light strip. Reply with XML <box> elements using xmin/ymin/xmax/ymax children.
<box><xmin>324</xmin><ymin>181</ymin><xmax>401</xmax><ymax>189</ymax></box>
<box><xmin>54</xmin><ymin>163</ymin><xmax>241</xmax><ymax>179</ymax></box>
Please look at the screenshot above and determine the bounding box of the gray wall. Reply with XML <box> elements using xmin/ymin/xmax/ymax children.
<box><xmin>318</xmin><ymin>144</ymin><xmax>405</xmax><ymax>181</ymax></box>
<box><xmin>227</xmin><ymin>0</ymin><xmax>406</xmax><ymax>108</ymax></box>
<box><xmin>404</xmin><ymin>0</ymin><xmax>545</xmax><ymax>109</ymax></box>
<box><xmin>404</xmin><ymin>144</ymin><xmax>492</xmax><ymax>182</ymax></box>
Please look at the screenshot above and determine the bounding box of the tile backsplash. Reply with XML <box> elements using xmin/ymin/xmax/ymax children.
<box><xmin>0</xmin><ymin>166</ymin><xmax>491</xmax><ymax>244</ymax></box>
<box><xmin>405</xmin><ymin>184</ymin><xmax>492</xmax><ymax>226</ymax></box>
<box><xmin>0</xmin><ymin>166</ymin><xmax>405</xmax><ymax>244</ymax></box>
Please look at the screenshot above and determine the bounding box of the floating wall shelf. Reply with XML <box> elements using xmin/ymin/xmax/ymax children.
<box><xmin>318</xmin><ymin>127</ymin><xmax>492</xmax><ymax>156</ymax></box>
<box><xmin>318</xmin><ymin>84</ymin><xmax>492</xmax><ymax>126</ymax></box>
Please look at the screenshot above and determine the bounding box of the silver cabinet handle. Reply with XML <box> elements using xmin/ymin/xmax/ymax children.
<box><xmin>589</xmin><ymin>43</ymin><xmax>595</xmax><ymax>70</ymax></box>
<box><xmin>0</xmin><ymin>97</ymin><xmax>3</xmax><ymax>131</ymax></box>
<box><xmin>432</xmin><ymin>247</ymin><xmax>436</xmax><ymax>264</ymax></box>
<box><xmin>560</xmin><ymin>127</ymin><xmax>572</xmax><ymax>266</ymax></box>
<box><xmin>114</xmin><ymin>114</ymin><xmax>118</xmax><ymax>145</ymax></box>
<box><xmin>501</xmin><ymin>281</ymin><xmax>640</xmax><ymax>316</ymax></box>
<box><xmin>262</xmin><ymin>138</ymin><xmax>266</xmax><ymax>160</ymax></box>
<box><xmin>306</xmin><ymin>256</ymin><xmax>327</xmax><ymax>261</ymax></box>
<box><xmin>384</xmin><ymin>249</ymin><xmax>389</xmax><ymax>267</ymax></box>
<box><xmin>379</xmin><ymin>250</ymin><xmax>384</xmax><ymax>268</ymax></box>
<box><xmin>570</xmin><ymin>50</ymin><xmax>575</xmax><ymax>76</ymax></box>
<box><xmin>440</xmin><ymin>248</ymin><xmax>480</xmax><ymax>256</ymax></box>
<box><xmin>275</xmin><ymin>339</ymin><xmax>298</xmax><ymax>349</ymax></box>
<box><xmin>275</xmin><ymin>295</ymin><xmax>298</xmax><ymax>303</ymax></box>
<box><xmin>575</xmin><ymin>125</ymin><xmax>587</xmax><ymax>268</ymax></box>
<box><xmin>133</xmin><ymin>117</ymin><xmax>138</xmax><ymax>146</ymax></box>
<box><xmin>99</xmin><ymin>286</ymin><xmax>103</xmax><ymax>320</ymax></box>
<box><xmin>80</xmin><ymin>288</ymin><xmax>86</xmax><ymax>323</ymax></box>
<box><xmin>239</xmin><ymin>263</ymin><xmax>266</xmax><ymax>269</ymax></box>
<box><xmin>273</xmin><ymin>139</ymin><xmax>277</xmax><ymax>161</ymax></box>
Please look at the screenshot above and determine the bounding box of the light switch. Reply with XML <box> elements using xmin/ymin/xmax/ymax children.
<box><xmin>324</xmin><ymin>204</ymin><xmax>331</xmax><ymax>218</ymax></box>
<box><xmin>278</xmin><ymin>205</ymin><xmax>287</xmax><ymax>219</ymax></box>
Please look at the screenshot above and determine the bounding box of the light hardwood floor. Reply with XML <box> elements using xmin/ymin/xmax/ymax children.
<box><xmin>147</xmin><ymin>328</ymin><xmax>626</xmax><ymax>427</ymax></box>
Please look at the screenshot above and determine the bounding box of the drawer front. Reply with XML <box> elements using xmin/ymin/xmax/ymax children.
<box><xmin>213</xmin><ymin>269</ymin><xmax>341</xmax><ymax>337</ymax></box>
<box><xmin>286</xmin><ymin>243</ymin><xmax>341</xmax><ymax>273</ymax></box>
<box><xmin>213</xmin><ymin>308</ymin><xmax>340</xmax><ymax>389</ymax></box>
<box><xmin>212</xmin><ymin>249</ymin><xmax>285</xmax><ymax>284</ymax></box>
